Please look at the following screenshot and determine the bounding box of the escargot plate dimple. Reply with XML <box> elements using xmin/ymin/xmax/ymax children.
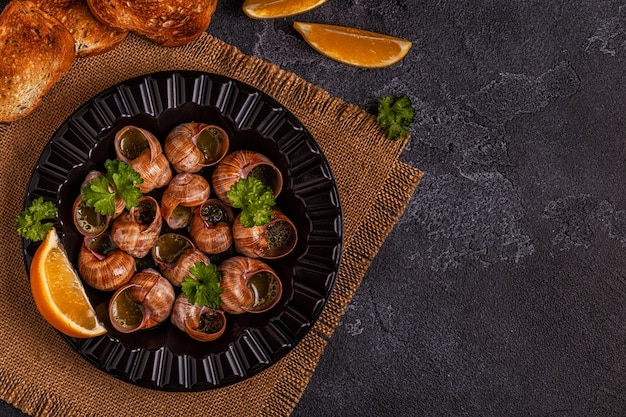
<box><xmin>21</xmin><ymin>71</ymin><xmax>344</xmax><ymax>392</ymax></box>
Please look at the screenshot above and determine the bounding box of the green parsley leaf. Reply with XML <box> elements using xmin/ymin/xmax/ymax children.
<box><xmin>15</xmin><ymin>196</ymin><xmax>57</xmax><ymax>242</ymax></box>
<box><xmin>181</xmin><ymin>262</ymin><xmax>223</xmax><ymax>309</ymax></box>
<box><xmin>104</xmin><ymin>159</ymin><xmax>143</xmax><ymax>209</ymax></box>
<box><xmin>81</xmin><ymin>159</ymin><xmax>143</xmax><ymax>216</ymax></box>
<box><xmin>376</xmin><ymin>95</ymin><xmax>415</xmax><ymax>140</ymax></box>
<box><xmin>226</xmin><ymin>177</ymin><xmax>275</xmax><ymax>227</ymax></box>
<box><xmin>82</xmin><ymin>175</ymin><xmax>117</xmax><ymax>216</ymax></box>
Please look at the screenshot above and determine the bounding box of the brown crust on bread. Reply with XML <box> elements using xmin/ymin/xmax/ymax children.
<box><xmin>34</xmin><ymin>0</ymin><xmax>128</xmax><ymax>57</ymax></box>
<box><xmin>86</xmin><ymin>0</ymin><xmax>217</xmax><ymax>47</ymax></box>
<box><xmin>0</xmin><ymin>0</ymin><xmax>76</xmax><ymax>123</ymax></box>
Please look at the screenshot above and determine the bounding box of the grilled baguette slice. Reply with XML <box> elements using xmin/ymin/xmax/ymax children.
<box><xmin>34</xmin><ymin>0</ymin><xmax>128</xmax><ymax>57</ymax></box>
<box><xmin>86</xmin><ymin>0</ymin><xmax>217</xmax><ymax>47</ymax></box>
<box><xmin>0</xmin><ymin>0</ymin><xmax>75</xmax><ymax>123</ymax></box>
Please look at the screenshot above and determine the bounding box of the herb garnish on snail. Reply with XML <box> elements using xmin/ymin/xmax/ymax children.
<box><xmin>152</xmin><ymin>233</ymin><xmax>210</xmax><ymax>287</ymax></box>
<box><xmin>171</xmin><ymin>293</ymin><xmax>226</xmax><ymax>342</ymax></box>
<box><xmin>73</xmin><ymin>171</ymin><xmax>122</xmax><ymax>237</ymax></box>
<box><xmin>212</xmin><ymin>150</ymin><xmax>283</xmax><ymax>205</ymax></box>
<box><xmin>114</xmin><ymin>125</ymin><xmax>172</xmax><ymax>193</ymax></box>
<box><xmin>172</xmin><ymin>262</ymin><xmax>226</xmax><ymax>341</ymax></box>
<box><xmin>75</xmin><ymin>160</ymin><xmax>144</xmax><ymax>237</ymax></box>
<box><xmin>232</xmin><ymin>208</ymin><xmax>297</xmax><ymax>259</ymax></box>
<box><xmin>227</xmin><ymin>177</ymin><xmax>298</xmax><ymax>259</ymax></box>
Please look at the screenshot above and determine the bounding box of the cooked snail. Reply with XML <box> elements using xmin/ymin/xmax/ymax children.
<box><xmin>160</xmin><ymin>173</ymin><xmax>210</xmax><ymax>229</ymax></box>
<box><xmin>212</xmin><ymin>150</ymin><xmax>283</xmax><ymax>205</ymax></box>
<box><xmin>72</xmin><ymin>171</ymin><xmax>125</xmax><ymax>237</ymax></box>
<box><xmin>164</xmin><ymin>122</ymin><xmax>229</xmax><ymax>173</ymax></box>
<box><xmin>111</xmin><ymin>196</ymin><xmax>162</xmax><ymax>258</ymax></box>
<box><xmin>189</xmin><ymin>198</ymin><xmax>234</xmax><ymax>254</ymax></box>
<box><xmin>108</xmin><ymin>269</ymin><xmax>175</xmax><ymax>333</ymax></box>
<box><xmin>72</xmin><ymin>196</ymin><xmax>109</xmax><ymax>238</ymax></box>
<box><xmin>84</xmin><ymin>170</ymin><xmax>126</xmax><ymax>217</ymax></box>
<box><xmin>114</xmin><ymin>125</ymin><xmax>172</xmax><ymax>193</ymax></box>
<box><xmin>232</xmin><ymin>209</ymin><xmax>297</xmax><ymax>259</ymax></box>
<box><xmin>152</xmin><ymin>233</ymin><xmax>209</xmax><ymax>287</ymax></box>
<box><xmin>218</xmin><ymin>256</ymin><xmax>283</xmax><ymax>314</ymax></box>
<box><xmin>78</xmin><ymin>232</ymin><xmax>136</xmax><ymax>291</ymax></box>
<box><xmin>170</xmin><ymin>293</ymin><xmax>227</xmax><ymax>342</ymax></box>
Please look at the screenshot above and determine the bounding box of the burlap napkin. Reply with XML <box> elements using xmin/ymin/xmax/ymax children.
<box><xmin>0</xmin><ymin>33</ymin><xmax>422</xmax><ymax>417</ymax></box>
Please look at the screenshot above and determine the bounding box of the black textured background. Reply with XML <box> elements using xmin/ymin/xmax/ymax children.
<box><xmin>2</xmin><ymin>1</ymin><xmax>626</xmax><ymax>416</ymax></box>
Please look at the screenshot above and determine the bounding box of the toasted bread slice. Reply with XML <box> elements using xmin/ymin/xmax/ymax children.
<box><xmin>0</xmin><ymin>0</ymin><xmax>75</xmax><ymax>123</ymax></box>
<box><xmin>34</xmin><ymin>0</ymin><xmax>128</xmax><ymax>57</ymax></box>
<box><xmin>86</xmin><ymin>0</ymin><xmax>217</xmax><ymax>47</ymax></box>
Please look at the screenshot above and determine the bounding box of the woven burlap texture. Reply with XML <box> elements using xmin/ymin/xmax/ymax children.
<box><xmin>0</xmin><ymin>33</ymin><xmax>422</xmax><ymax>417</ymax></box>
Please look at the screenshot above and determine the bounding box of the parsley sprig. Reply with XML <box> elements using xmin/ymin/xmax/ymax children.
<box><xmin>16</xmin><ymin>197</ymin><xmax>57</xmax><ymax>242</ymax></box>
<box><xmin>181</xmin><ymin>263</ymin><xmax>223</xmax><ymax>309</ymax></box>
<box><xmin>81</xmin><ymin>159</ymin><xmax>143</xmax><ymax>216</ymax></box>
<box><xmin>226</xmin><ymin>177</ymin><xmax>275</xmax><ymax>227</ymax></box>
<box><xmin>376</xmin><ymin>95</ymin><xmax>415</xmax><ymax>140</ymax></box>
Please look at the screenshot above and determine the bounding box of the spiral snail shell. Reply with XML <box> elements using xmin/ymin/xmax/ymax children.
<box><xmin>232</xmin><ymin>209</ymin><xmax>297</xmax><ymax>259</ymax></box>
<box><xmin>72</xmin><ymin>171</ymin><xmax>125</xmax><ymax>237</ymax></box>
<box><xmin>111</xmin><ymin>196</ymin><xmax>162</xmax><ymax>258</ymax></box>
<box><xmin>212</xmin><ymin>150</ymin><xmax>283</xmax><ymax>205</ymax></box>
<box><xmin>78</xmin><ymin>233</ymin><xmax>135</xmax><ymax>291</ymax></box>
<box><xmin>160</xmin><ymin>173</ymin><xmax>211</xmax><ymax>230</ymax></box>
<box><xmin>151</xmin><ymin>233</ymin><xmax>210</xmax><ymax>287</ymax></box>
<box><xmin>218</xmin><ymin>256</ymin><xmax>283</xmax><ymax>314</ymax></box>
<box><xmin>170</xmin><ymin>293</ymin><xmax>227</xmax><ymax>342</ymax></box>
<box><xmin>114</xmin><ymin>125</ymin><xmax>172</xmax><ymax>193</ymax></box>
<box><xmin>189</xmin><ymin>198</ymin><xmax>234</xmax><ymax>254</ymax></box>
<box><xmin>72</xmin><ymin>195</ymin><xmax>109</xmax><ymax>238</ymax></box>
<box><xmin>164</xmin><ymin>122</ymin><xmax>229</xmax><ymax>173</ymax></box>
<box><xmin>108</xmin><ymin>269</ymin><xmax>175</xmax><ymax>333</ymax></box>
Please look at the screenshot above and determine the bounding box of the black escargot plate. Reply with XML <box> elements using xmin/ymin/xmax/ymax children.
<box><xmin>21</xmin><ymin>71</ymin><xmax>343</xmax><ymax>391</ymax></box>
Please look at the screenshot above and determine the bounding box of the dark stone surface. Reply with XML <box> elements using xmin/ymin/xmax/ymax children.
<box><xmin>3</xmin><ymin>0</ymin><xmax>626</xmax><ymax>416</ymax></box>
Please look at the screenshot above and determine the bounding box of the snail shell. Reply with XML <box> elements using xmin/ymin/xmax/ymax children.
<box><xmin>211</xmin><ymin>150</ymin><xmax>283</xmax><ymax>205</ymax></box>
<box><xmin>218</xmin><ymin>256</ymin><xmax>283</xmax><ymax>314</ymax></box>
<box><xmin>160</xmin><ymin>173</ymin><xmax>210</xmax><ymax>230</ymax></box>
<box><xmin>83</xmin><ymin>170</ymin><xmax>126</xmax><ymax>217</ymax></box>
<box><xmin>189</xmin><ymin>198</ymin><xmax>234</xmax><ymax>254</ymax></box>
<box><xmin>152</xmin><ymin>233</ymin><xmax>209</xmax><ymax>287</ymax></box>
<box><xmin>114</xmin><ymin>125</ymin><xmax>172</xmax><ymax>193</ymax></box>
<box><xmin>108</xmin><ymin>269</ymin><xmax>175</xmax><ymax>333</ymax></box>
<box><xmin>164</xmin><ymin>122</ymin><xmax>229</xmax><ymax>173</ymax></box>
<box><xmin>72</xmin><ymin>195</ymin><xmax>109</xmax><ymax>238</ymax></box>
<box><xmin>170</xmin><ymin>293</ymin><xmax>226</xmax><ymax>342</ymax></box>
<box><xmin>111</xmin><ymin>196</ymin><xmax>163</xmax><ymax>258</ymax></box>
<box><xmin>232</xmin><ymin>209</ymin><xmax>298</xmax><ymax>259</ymax></box>
<box><xmin>78</xmin><ymin>233</ymin><xmax>135</xmax><ymax>291</ymax></box>
<box><xmin>72</xmin><ymin>171</ymin><xmax>125</xmax><ymax>237</ymax></box>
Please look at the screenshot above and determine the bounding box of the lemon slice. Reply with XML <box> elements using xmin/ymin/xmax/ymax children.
<box><xmin>243</xmin><ymin>0</ymin><xmax>328</xmax><ymax>19</ymax></box>
<box><xmin>30</xmin><ymin>228</ymin><xmax>107</xmax><ymax>338</ymax></box>
<box><xmin>293</xmin><ymin>21</ymin><xmax>412</xmax><ymax>68</ymax></box>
